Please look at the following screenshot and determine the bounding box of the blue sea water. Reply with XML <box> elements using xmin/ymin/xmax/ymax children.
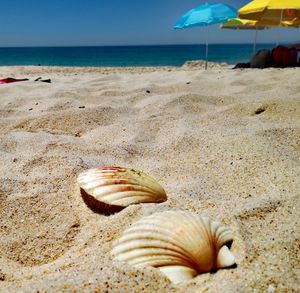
<box><xmin>0</xmin><ymin>44</ymin><xmax>276</xmax><ymax>67</ymax></box>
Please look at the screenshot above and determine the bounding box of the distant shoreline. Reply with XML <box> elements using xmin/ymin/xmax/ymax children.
<box><xmin>0</xmin><ymin>43</ymin><xmax>283</xmax><ymax>49</ymax></box>
<box><xmin>3</xmin><ymin>43</ymin><xmax>297</xmax><ymax>68</ymax></box>
<box><xmin>0</xmin><ymin>44</ymin><xmax>270</xmax><ymax>67</ymax></box>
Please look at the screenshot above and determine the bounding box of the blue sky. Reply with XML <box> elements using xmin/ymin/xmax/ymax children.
<box><xmin>0</xmin><ymin>0</ymin><xmax>299</xmax><ymax>47</ymax></box>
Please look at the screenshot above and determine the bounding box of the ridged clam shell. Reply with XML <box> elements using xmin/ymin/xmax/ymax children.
<box><xmin>112</xmin><ymin>211</ymin><xmax>235</xmax><ymax>284</ymax></box>
<box><xmin>77</xmin><ymin>167</ymin><xmax>167</xmax><ymax>211</ymax></box>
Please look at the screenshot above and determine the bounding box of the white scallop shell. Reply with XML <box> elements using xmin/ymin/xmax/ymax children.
<box><xmin>77</xmin><ymin>167</ymin><xmax>167</xmax><ymax>211</ymax></box>
<box><xmin>112</xmin><ymin>211</ymin><xmax>235</xmax><ymax>284</ymax></box>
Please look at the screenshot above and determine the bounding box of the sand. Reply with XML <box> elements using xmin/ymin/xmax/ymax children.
<box><xmin>0</xmin><ymin>63</ymin><xmax>299</xmax><ymax>292</ymax></box>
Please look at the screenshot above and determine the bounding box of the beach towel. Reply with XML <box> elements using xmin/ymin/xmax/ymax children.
<box><xmin>0</xmin><ymin>77</ymin><xmax>29</xmax><ymax>84</ymax></box>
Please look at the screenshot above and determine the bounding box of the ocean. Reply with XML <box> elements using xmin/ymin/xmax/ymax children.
<box><xmin>0</xmin><ymin>44</ymin><xmax>276</xmax><ymax>67</ymax></box>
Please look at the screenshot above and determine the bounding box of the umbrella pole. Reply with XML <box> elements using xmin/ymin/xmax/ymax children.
<box><xmin>205</xmin><ymin>25</ymin><xmax>208</xmax><ymax>70</ymax></box>
<box><xmin>253</xmin><ymin>28</ymin><xmax>258</xmax><ymax>57</ymax></box>
<box><xmin>276</xmin><ymin>9</ymin><xmax>284</xmax><ymax>46</ymax></box>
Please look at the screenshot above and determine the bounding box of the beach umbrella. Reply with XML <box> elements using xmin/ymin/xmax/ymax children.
<box><xmin>174</xmin><ymin>3</ymin><xmax>237</xmax><ymax>69</ymax></box>
<box><xmin>221</xmin><ymin>18</ymin><xmax>298</xmax><ymax>56</ymax></box>
<box><xmin>238</xmin><ymin>0</ymin><xmax>300</xmax><ymax>41</ymax></box>
<box><xmin>239</xmin><ymin>0</ymin><xmax>300</xmax><ymax>22</ymax></box>
<box><xmin>221</xmin><ymin>18</ymin><xmax>267</xmax><ymax>30</ymax></box>
<box><xmin>239</xmin><ymin>0</ymin><xmax>300</xmax><ymax>44</ymax></box>
<box><xmin>221</xmin><ymin>18</ymin><xmax>268</xmax><ymax>56</ymax></box>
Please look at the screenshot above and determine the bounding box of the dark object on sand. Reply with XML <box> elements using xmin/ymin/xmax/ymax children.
<box><xmin>250</xmin><ymin>49</ymin><xmax>272</xmax><ymax>69</ymax></box>
<box><xmin>34</xmin><ymin>77</ymin><xmax>51</xmax><ymax>83</ymax></box>
<box><xmin>41</xmin><ymin>79</ymin><xmax>51</xmax><ymax>83</ymax></box>
<box><xmin>0</xmin><ymin>77</ymin><xmax>51</xmax><ymax>85</ymax></box>
<box><xmin>235</xmin><ymin>45</ymin><xmax>299</xmax><ymax>70</ymax></box>
<box><xmin>0</xmin><ymin>77</ymin><xmax>29</xmax><ymax>84</ymax></box>
<box><xmin>272</xmin><ymin>46</ymin><xmax>297</xmax><ymax>68</ymax></box>
<box><xmin>233</xmin><ymin>62</ymin><xmax>250</xmax><ymax>69</ymax></box>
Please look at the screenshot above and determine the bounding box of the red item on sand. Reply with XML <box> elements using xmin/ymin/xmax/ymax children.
<box><xmin>272</xmin><ymin>46</ymin><xmax>297</xmax><ymax>68</ymax></box>
<box><xmin>0</xmin><ymin>77</ymin><xmax>29</xmax><ymax>84</ymax></box>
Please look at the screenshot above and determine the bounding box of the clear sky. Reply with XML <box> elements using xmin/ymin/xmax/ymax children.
<box><xmin>0</xmin><ymin>0</ymin><xmax>299</xmax><ymax>47</ymax></box>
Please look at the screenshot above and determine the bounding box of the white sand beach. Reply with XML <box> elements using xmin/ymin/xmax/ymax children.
<box><xmin>0</xmin><ymin>64</ymin><xmax>299</xmax><ymax>292</ymax></box>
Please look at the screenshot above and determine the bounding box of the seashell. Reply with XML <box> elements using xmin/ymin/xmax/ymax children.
<box><xmin>77</xmin><ymin>167</ymin><xmax>167</xmax><ymax>213</ymax></box>
<box><xmin>112</xmin><ymin>211</ymin><xmax>236</xmax><ymax>284</ymax></box>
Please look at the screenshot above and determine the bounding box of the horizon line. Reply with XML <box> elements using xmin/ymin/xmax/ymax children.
<box><xmin>0</xmin><ymin>42</ymin><xmax>290</xmax><ymax>48</ymax></box>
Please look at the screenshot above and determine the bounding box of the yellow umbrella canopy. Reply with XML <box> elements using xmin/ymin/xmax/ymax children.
<box><xmin>220</xmin><ymin>18</ymin><xmax>277</xmax><ymax>29</ymax></box>
<box><xmin>221</xmin><ymin>18</ymin><xmax>267</xmax><ymax>29</ymax></box>
<box><xmin>289</xmin><ymin>17</ymin><xmax>300</xmax><ymax>26</ymax></box>
<box><xmin>221</xmin><ymin>18</ymin><xmax>299</xmax><ymax>29</ymax></box>
<box><xmin>239</xmin><ymin>0</ymin><xmax>300</xmax><ymax>23</ymax></box>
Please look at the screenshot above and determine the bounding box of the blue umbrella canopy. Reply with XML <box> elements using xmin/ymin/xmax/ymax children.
<box><xmin>174</xmin><ymin>3</ymin><xmax>237</xmax><ymax>28</ymax></box>
<box><xmin>174</xmin><ymin>3</ymin><xmax>237</xmax><ymax>69</ymax></box>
